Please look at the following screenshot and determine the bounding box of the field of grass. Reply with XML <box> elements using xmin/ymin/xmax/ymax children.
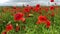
<box><xmin>0</xmin><ymin>6</ymin><xmax>60</xmax><ymax>34</ymax></box>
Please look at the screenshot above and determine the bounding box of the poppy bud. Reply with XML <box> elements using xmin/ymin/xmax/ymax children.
<box><xmin>28</xmin><ymin>14</ymin><xmax>33</xmax><ymax>17</ymax></box>
<box><xmin>15</xmin><ymin>24</ymin><xmax>20</xmax><ymax>32</ymax></box>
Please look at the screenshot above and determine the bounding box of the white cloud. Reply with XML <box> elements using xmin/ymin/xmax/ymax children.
<box><xmin>0</xmin><ymin>0</ymin><xmax>9</xmax><ymax>3</ymax></box>
<box><xmin>0</xmin><ymin>0</ymin><xmax>60</xmax><ymax>6</ymax></box>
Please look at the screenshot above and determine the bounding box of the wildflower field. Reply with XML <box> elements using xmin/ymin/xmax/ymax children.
<box><xmin>0</xmin><ymin>4</ymin><xmax>60</xmax><ymax>34</ymax></box>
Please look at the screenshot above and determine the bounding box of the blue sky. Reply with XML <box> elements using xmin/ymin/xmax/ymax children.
<box><xmin>0</xmin><ymin>0</ymin><xmax>60</xmax><ymax>6</ymax></box>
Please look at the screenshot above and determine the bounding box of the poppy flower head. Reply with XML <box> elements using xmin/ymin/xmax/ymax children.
<box><xmin>28</xmin><ymin>6</ymin><xmax>33</xmax><ymax>10</ymax></box>
<box><xmin>23</xmin><ymin>8</ymin><xmax>30</xmax><ymax>13</ymax></box>
<box><xmin>1</xmin><ymin>31</ymin><xmax>7</xmax><ymax>34</ymax></box>
<box><xmin>51</xmin><ymin>12</ymin><xmax>55</xmax><ymax>17</ymax></box>
<box><xmin>6</xmin><ymin>24</ymin><xmax>13</xmax><ymax>32</ymax></box>
<box><xmin>37</xmin><ymin>15</ymin><xmax>51</xmax><ymax>28</ymax></box>
<box><xmin>33</xmin><ymin>7</ymin><xmax>40</xmax><ymax>12</ymax></box>
<box><xmin>45</xmin><ymin>8</ymin><xmax>49</xmax><ymax>12</ymax></box>
<box><xmin>50</xmin><ymin>6</ymin><xmax>54</xmax><ymax>11</ymax></box>
<box><xmin>50</xmin><ymin>0</ymin><xmax>54</xmax><ymax>2</ymax></box>
<box><xmin>36</xmin><ymin>15</ymin><xmax>51</xmax><ymax>28</ymax></box>
<box><xmin>46</xmin><ymin>20</ymin><xmax>51</xmax><ymax>28</ymax></box>
<box><xmin>38</xmin><ymin>15</ymin><xmax>47</xmax><ymax>22</ymax></box>
<box><xmin>36</xmin><ymin>4</ymin><xmax>40</xmax><ymax>7</ymax></box>
<box><xmin>30</xmin><ymin>6</ymin><xmax>33</xmax><ymax>9</ymax></box>
<box><xmin>14</xmin><ymin>12</ymin><xmax>24</xmax><ymax>21</ymax></box>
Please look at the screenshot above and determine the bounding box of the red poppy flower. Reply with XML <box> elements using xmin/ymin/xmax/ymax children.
<box><xmin>38</xmin><ymin>15</ymin><xmax>47</xmax><ymax>22</ymax></box>
<box><xmin>14</xmin><ymin>12</ymin><xmax>24</xmax><ymax>21</ymax></box>
<box><xmin>33</xmin><ymin>7</ymin><xmax>40</xmax><ymax>12</ymax></box>
<box><xmin>50</xmin><ymin>6</ymin><xmax>54</xmax><ymax>11</ymax></box>
<box><xmin>36</xmin><ymin>15</ymin><xmax>47</xmax><ymax>24</ymax></box>
<box><xmin>29</xmin><ymin>6</ymin><xmax>33</xmax><ymax>9</ymax></box>
<box><xmin>27</xmin><ymin>6</ymin><xmax>33</xmax><ymax>10</ymax></box>
<box><xmin>36</xmin><ymin>15</ymin><xmax>51</xmax><ymax>28</ymax></box>
<box><xmin>23</xmin><ymin>7</ymin><xmax>30</xmax><ymax>13</ymax></box>
<box><xmin>51</xmin><ymin>12</ymin><xmax>55</xmax><ymax>17</ymax></box>
<box><xmin>36</xmin><ymin>4</ymin><xmax>40</xmax><ymax>7</ymax></box>
<box><xmin>45</xmin><ymin>8</ymin><xmax>49</xmax><ymax>12</ymax></box>
<box><xmin>1</xmin><ymin>31</ymin><xmax>6</xmax><ymax>34</ymax></box>
<box><xmin>50</xmin><ymin>0</ymin><xmax>54</xmax><ymax>2</ymax></box>
<box><xmin>46</xmin><ymin>20</ymin><xmax>51</xmax><ymax>28</ymax></box>
<box><xmin>33</xmin><ymin>4</ymin><xmax>40</xmax><ymax>12</ymax></box>
<box><xmin>6</xmin><ymin>24</ymin><xmax>13</xmax><ymax>32</ymax></box>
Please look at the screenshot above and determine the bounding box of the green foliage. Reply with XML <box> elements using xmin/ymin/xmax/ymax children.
<box><xmin>0</xmin><ymin>7</ymin><xmax>60</xmax><ymax>34</ymax></box>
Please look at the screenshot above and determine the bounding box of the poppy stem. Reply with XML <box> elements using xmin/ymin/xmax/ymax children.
<box><xmin>51</xmin><ymin>16</ymin><xmax>54</xmax><ymax>24</ymax></box>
